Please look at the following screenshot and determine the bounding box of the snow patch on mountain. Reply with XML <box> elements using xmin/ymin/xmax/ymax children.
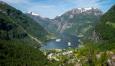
<box><xmin>27</xmin><ymin>12</ymin><xmax>40</xmax><ymax>16</ymax></box>
<box><xmin>71</xmin><ymin>7</ymin><xmax>98</xmax><ymax>13</ymax></box>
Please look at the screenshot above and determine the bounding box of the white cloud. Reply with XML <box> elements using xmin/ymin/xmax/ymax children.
<box><xmin>27</xmin><ymin>4</ymin><xmax>60</xmax><ymax>18</ymax></box>
<box><xmin>65</xmin><ymin>0</ymin><xmax>101</xmax><ymax>8</ymax></box>
<box><xmin>0</xmin><ymin>0</ymin><xmax>109</xmax><ymax>18</ymax></box>
<box><xmin>1</xmin><ymin>0</ymin><xmax>29</xmax><ymax>4</ymax></box>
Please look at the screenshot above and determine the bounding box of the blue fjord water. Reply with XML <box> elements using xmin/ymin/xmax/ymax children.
<box><xmin>41</xmin><ymin>34</ymin><xmax>80</xmax><ymax>50</ymax></box>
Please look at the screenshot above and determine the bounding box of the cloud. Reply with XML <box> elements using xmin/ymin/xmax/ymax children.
<box><xmin>1</xmin><ymin>0</ymin><xmax>114</xmax><ymax>18</ymax></box>
<box><xmin>27</xmin><ymin>4</ymin><xmax>56</xmax><ymax>13</ymax></box>
<box><xmin>27</xmin><ymin>4</ymin><xmax>64</xmax><ymax>18</ymax></box>
<box><xmin>1</xmin><ymin>0</ymin><xmax>29</xmax><ymax>4</ymax></box>
<box><xmin>64</xmin><ymin>0</ymin><xmax>101</xmax><ymax>8</ymax></box>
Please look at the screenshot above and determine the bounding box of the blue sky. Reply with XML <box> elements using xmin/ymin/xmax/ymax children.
<box><xmin>1</xmin><ymin>0</ymin><xmax>115</xmax><ymax>18</ymax></box>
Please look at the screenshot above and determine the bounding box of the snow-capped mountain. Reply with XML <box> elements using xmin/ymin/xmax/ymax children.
<box><xmin>64</xmin><ymin>7</ymin><xmax>102</xmax><ymax>16</ymax></box>
<box><xmin>27</xmin><ymin>12</ymin><xmax>48</xmax><ymax>19</ymax></box>
<box><xmin>76</xmin><ymin>8</ymin><xmax>97</xmax><ymax>12</ymax></box>
<box><xmin>53</xmin><ymin>7</ymin><xmax>102</xmax><ymax>36</ymax></box>
<box><xmin>26</xmin><ymin>12</ymin><xmax>54</xmax><ymax>32</ymax></box>
<box><xmin>27</xmin><ymin>7</ymin><xmax>103</xmax><ymax>39</ymax></box>
<box><xmin>27</xmin><ymin>12</ymin><xmax>40</xmax><ymax>16</ymax></box>
<box><xmin>70</xmin><ymin>8</ymin><xmax>93</xmax><ymax>14</ymax></box>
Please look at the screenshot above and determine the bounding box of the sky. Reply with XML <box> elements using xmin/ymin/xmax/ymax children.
<box><xmin>1</xmin><ymin>0</ymin><xmax>115</xmax><ymax>18</ymax></box>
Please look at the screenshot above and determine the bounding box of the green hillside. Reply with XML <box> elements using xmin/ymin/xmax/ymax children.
<box><xmin>0</xmin><ymin>40</ymin><xmax>48</xmax><ymax>66</ymax></box>
<box><xmin>0</xmin><ymin>2</ymin><xmax>49</xmax><ymax>66</ymax></box>
<box><xmin>0</xmin><ymin>12</ymin><xmax>48</xmax><ymax>66</ymax></box>
<box><xmin>96</xmin><ymin>5</ymin><xmax>115</xmax><ymax>43</ymax></box>
<box><xmin>72</xmin><ymin>5</ymin><xmax>115</xmax><ymax>66</ymax></box>
<box><xmin>0</xmin><ymin>2</ymin><xmax>48</xmax><ymax>41</ymax></box>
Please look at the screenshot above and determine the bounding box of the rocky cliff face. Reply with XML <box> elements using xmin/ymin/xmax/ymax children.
<box><xmin>27</xmin><ymin>8</ymin><xmax>103</xmax><ymax>39</ymax></box>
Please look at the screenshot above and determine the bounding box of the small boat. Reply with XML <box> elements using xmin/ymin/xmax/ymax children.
<box><xmin>68</xmin><ymin>42</ymin><xmax>71</xmax><ymax>46</ymax></box>
<box><xmin>56</xmin><ymin>39</ymin><xmax>61</xmax><ymax>42</ymax></box>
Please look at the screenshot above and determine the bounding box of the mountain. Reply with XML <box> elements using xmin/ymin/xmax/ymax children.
<box><xmin>96</xmin><ymin>5</ymin><xmax>115</xmax><ymax>43</ymax></box>
<box><xmin>0</xmin><ymin>1</ymin><xmax>49</xmax><ymax>42</ymax></box>
<box><xmin>26</xmin><ymin>12</ymin><xmax>57</xmax><ymax>33</ymax></box>
<box><xmin>26</xmin><ymin>12</ymin><xmax>52</xmax><ymax>30</ymax></box>
<box><xmin>27</xmin><ymin>8</ymin><xmax>103</xmax><ymax>39</ymax></box>
<box><xmin>0</xmin><ymin>1</ymin><xmax>49</xmax><ymax>66</ymax></box>
<box><xmin>54</xmin><ymin>8</ymin><xmax>102</xmax><ymax>39</ymax></box>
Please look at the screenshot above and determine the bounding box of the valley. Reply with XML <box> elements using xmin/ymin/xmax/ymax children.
<box><xmin>27</xmin><ymin>7</ymin><xmax>102</xmax><ymax>40</ymax></box>
<box><xmin>0</xmin><ymin>1</ymin><xmax>115</xmax><ymax>66</ymax></box>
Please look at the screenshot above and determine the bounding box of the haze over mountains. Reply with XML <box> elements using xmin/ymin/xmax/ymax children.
<box><xmin>0</xmin><ymin>1</ymin><xmax>115</xmax><ymax>66</ymax></box>
<box><xmin>27</xmin><ymin>7</ymin><xmax>103</xmax><ymax>40</ymax></box>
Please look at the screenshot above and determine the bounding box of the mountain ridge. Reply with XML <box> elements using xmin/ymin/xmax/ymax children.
<box><xmin>0</xmin><ymin>1</ymin><xmax>50</xmax><ymax>66</ymax></box>
<box><xmin>0</xmin><ymin>2</ymin><xmax>49</xmax><ymax>42</ymax></box>
<box><xmin>27</xmin><ymin>7</ymin><xmax>103</xmax><ymax>40</ymax></box>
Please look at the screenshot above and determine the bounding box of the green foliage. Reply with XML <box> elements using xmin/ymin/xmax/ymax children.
<box><xmin>78</xmin><ymin>43</ymin><xmax>97</xmax><ymax>66</ymax></box>
<box><xmin>95</xmin><ymin>5</ymin><xmax>115</xmax><ymax>43</ymax></box>
<box><xmin>76</xmin><ymin>42</ymin><xmax>114</xmax><ymax>66</ymax></box>
<box><xmin>0</xmin><ymin>2</ymin><xmax>48</xmax><ymax>41</ymax></box>
<box><xmin>0</xmin><ymin>40</ymin><xmax>48</xmax><ymax>66</ymax></box>
<box><xmin>0</xmin><ymin>2</ymin><xmax>50</xmax><ymax>66</ymax></box>
<box><xmin>0</xmin><ymin>12</ymin><xmax>27</xmax><ymax>40</ymax></box>
<box><xmin>96</xmin><ymin>43</ymin><xmax>115</xmax><ymax>51</ymax></box>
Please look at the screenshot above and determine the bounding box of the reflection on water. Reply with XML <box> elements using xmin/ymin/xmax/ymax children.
<box><xmin>41</xmin><ymin>34</ymin><xmax>80</xmax><ymax>50</ymax></box>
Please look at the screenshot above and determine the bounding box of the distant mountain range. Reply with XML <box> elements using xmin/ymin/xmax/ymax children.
<box><xmin>0</xmin><ymin>1</ymin><xmax>115</xmax><ymax>66</ymax></box>
<box><xmin>27</xmin><ymin>7</ymin><xmax>103</xmax><ymax>39</ymax></box>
